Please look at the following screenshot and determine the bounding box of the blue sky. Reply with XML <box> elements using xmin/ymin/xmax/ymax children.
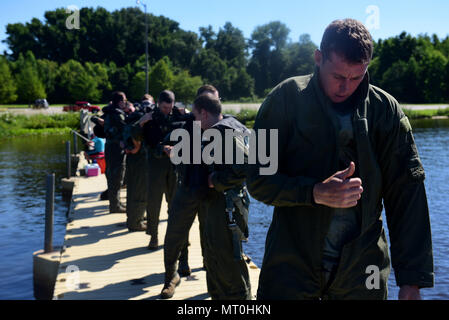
<box><xmin>1</xmin><ymin>0</ymin><xmax>449</xmax><ymax>54</ymax></box>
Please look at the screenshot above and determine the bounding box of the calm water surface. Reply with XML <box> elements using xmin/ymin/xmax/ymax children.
<box><xmin>0</xmin><ymin>134</ymin><xmax>70</xmax><ymax>300</ymax></box>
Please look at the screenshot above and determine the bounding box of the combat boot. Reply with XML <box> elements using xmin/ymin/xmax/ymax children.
<box><xmin>160</xmin><ymin>272</ymin><xmax>181</xmax><ymax>299</ymax></box>
<box><xmin>128</xmin><ymin>220</ymin><xmax>147</xmax><ymax>232</ymax></box>
<box><xmin>178</xmin><ymin>259</ymin><xmax>191</xmax><ymax>277</ymax></box>
<box><xmin>100</xmin><ymin>190</ymin><xmax>109</xmax><ymax>200</ymax></box>
<box><xmin>148</xmin><ymin>235</ymin><xmax>159</xmax><ymax>250</ymax></box>
<box><xmin>110</xmin><ymin>204</ymin><xmax>126</xmax><ymax>213</ymax></box>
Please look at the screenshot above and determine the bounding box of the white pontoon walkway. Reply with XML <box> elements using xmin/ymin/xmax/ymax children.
<box><xmin>52</xmin><ymin>158</ymin><xmax>260</xmax><ymax>300</ymax></box>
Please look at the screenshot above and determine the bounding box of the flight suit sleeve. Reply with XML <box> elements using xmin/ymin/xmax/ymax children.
<box><xmin>378</xmin><ymin>100</ymin><xmax>434</xmax><ymax>289</ymax></box>
<box><xmin>211</xmin><ymin>134</ymin><xmax>247</xmax><ymax>193</ymax></box>
<box><xmin>246</xmin><ymin>84</ymin><xmax>320</xmax><ymax>207</ymax></box>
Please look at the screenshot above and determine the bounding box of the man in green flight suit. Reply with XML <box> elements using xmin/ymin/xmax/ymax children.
<box><xmin>247</xmin><ymin>19</ymin><xmax>433</xmax><ymax>300</ymax></box>
<box><xmin>191</xmin><ymin>93</ymin><xmax>252</xmax><ymax>300</ymax></box>
<box><xmin>122</xmin><ymin>102</ymin><xmax>148</xmax><ymax>232</ymax></box>
<box><xmin>138</xmin><ymin>90</ymin><xmax>182</xmax><ymax>249</ymax></box>
<box><xmin>102</xmin><ymin>91</ymin><xmax>128</xmax><ymax>213</ymax></box>
<box><xmin>159</xmin><ymin>85</ymin><xmax>220</xmax><ymax>299</ymax></box>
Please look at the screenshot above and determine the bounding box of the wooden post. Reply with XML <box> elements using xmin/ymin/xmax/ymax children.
<box><xmin>73</xmin><ymin>131</ymin><xmax>78</xmax><ymax>155</ymax></box>
<box><xmin>44</xmin><ymin>174</ymin><xmax>55</xmax><ymax>253</ymax></box>
<box><xmin>66</xmin><ymin>141</ymin><xmax>71</xmax><ymax>179</ymax></box>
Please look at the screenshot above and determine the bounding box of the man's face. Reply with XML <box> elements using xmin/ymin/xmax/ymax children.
<box><xmin>192</xmin><ymin>106</ymin><xmax>208</xmax><ymax>130</ymax></box>
<box><xmin>158</xmin><ymin>101</ymin><xmax>174</xmax><ymax>116</ymax></box>
<box><xmin>117</xmin><ymin>94</ymin><xmax>127</xmax><ymax>109</ymax></box>
<box><xmin>315</xmin><ymin>50</ymin><xmax>369</xmax><ymax>103</ymax></box>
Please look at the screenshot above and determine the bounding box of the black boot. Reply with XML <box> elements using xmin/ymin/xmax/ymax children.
<box><xmin>160</xmin><ymin>272</ymin><xmax>181</xmax><ymax>299</ymax></box>
<box><xmin>128</xmin><ymin>220</ymin><xmax>147</xmax><ymax>232</ymax></box>
<box><xmin>178</xmin><ymin>245</ymin><xmax>191</xmax><ymax>277</ymax></box>
<box><xmin>100</xmin><ymin>190</ymin><xmax>109</xmax><ymax>200</ymax></box>
<box><xmin>109</xmin><ymin>202</ymin><xmax>126</xmax><ymax>213</ymax></box>
<box><xmin>148</xmin><ymin>235</ymin><xmax>159</xmax><ymax>250</ymax></box>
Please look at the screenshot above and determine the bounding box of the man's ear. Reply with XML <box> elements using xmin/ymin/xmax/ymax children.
<box><xmin>314</xmin><ymin>49</ymin><xmax>322</xmax><ymax>67</ymax></box>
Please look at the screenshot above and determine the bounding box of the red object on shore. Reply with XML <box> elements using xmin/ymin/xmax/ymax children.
<box><xmin>63</xmin><ymin>101</ymin><xmax>100</xmax><ymax>113</ymax></box>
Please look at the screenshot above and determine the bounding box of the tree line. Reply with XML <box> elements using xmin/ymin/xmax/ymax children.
<box><xmin>0</xmin><ymin>7</ymin><xmax>448</xmax><ymax>105</ymax></box>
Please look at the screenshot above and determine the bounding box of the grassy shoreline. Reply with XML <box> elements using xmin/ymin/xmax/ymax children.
<box><xmin>0</xmin><ymin>113</ymin><xmax>80</xmax><ymax>139</ymax></box>
<box><xmin>1</xmin><ymin>107</ymin><xmax>448</xmax><ymax>138</ymax></box>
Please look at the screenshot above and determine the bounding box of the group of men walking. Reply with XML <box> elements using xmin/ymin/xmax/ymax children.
<box><xmin>93</xmin><ymin>86</ymin><xmax>252</xmax><ymax>300</ymax></box>
<box><xmin>90</xmin><ymin>18</ymin><xmax>433</xmax><ymax>301</ymax></box>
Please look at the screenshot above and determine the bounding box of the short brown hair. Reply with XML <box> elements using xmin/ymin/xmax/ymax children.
<box><xmin>142</xmin><ymin>94</ymin><xmax>154</xmax><ymax>103</ymax></box>
<box><xmin>158</xmin><ymin>90</ymin><xmax>175</xmax><ymax>104</ymax></box>
<box><xmin>196</xmin><ymin>84</ymin><xmax>218</xmax><ymax>97</ymax></box>
<box><xmin>193</xmin><ymin>93</ymin><xmax>221</xmax><ymax>117</ymax></box>
<box><xmin>320</xmin><ymin>19</ymin><xmax>373</xmax><ymax>64</ymax></box>
<box><xmin>112</xmin><ymin>91</ymin><xmax>126</xmax><ymax>104</ymax></box>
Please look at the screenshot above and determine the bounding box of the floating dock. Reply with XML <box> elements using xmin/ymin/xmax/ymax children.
<box><xmin>52</xmin><ymin>155</ymin><xmax>260</xmax><ymax>300</ymax></box>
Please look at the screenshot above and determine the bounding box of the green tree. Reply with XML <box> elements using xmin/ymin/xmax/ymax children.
<box><xmin>107</xmin><ymin>62</ymin><xmax>134</xmax><ymax>98</ymax></box>
<box><xmin>380</xmin><ymin>59</ymin><xmax>421</xmax><ymax>103</ymax></box>
<box><xmin>214</xmin><ymin>22</ymin><xmax>247</xmax><ymax>68</ymax></box>
<box><xmin>58</xmin><ymin>60</ymin><xmax>101</xmax><ymax>102</ymax></box>
<box><xmin>417</xmin><ymin>48</ymin><xmax>448</xmax><ymax>102</ymax></box>
<box><xmin>282</xmin><ymin>34</ymin><xmax>316</xmax><ymax>79</ymax></box>
<box><xmin>14</xmin><ymin>52</ymin><xmax>46</xmax><ymax>104</ymax></box>
<box><xmin>172</xmin><ymin>70</ymin><xmax>203</xmax><ymax>104</ymax></box>
<box><xmin>129</xmin><ymin>71</ymin><xmax>146</xmax><ymax>101</ymax></box>
<box><xmin>85</xmin><ymin>62</ymin><xmax>111</xmax><ymax>101</ymax></box>
<box><xmin>148</xmin><ymin>57</ymin><xmax>175</xmax><ymax>98</ymax></box>
<box><xmin>230</xmin><ymin>68</ymin><xmax>255</xmax><ymax>100</ymax></box>
<box><xmin>36</xmin><ymin>59</ymin><xmax>59</xmax><ymax>102</ymax></box>
<box><xmin>4</xmin><ymin>7</ymin><xmax>201</xmax><ymax>70</ymax></box>
<box><xmin>248</xmin><ymin>21</ymin><xmax>291</xmax><ymax>96</ymax></box>
<box><xmin>0</xmin><ymin>56</ymin><xmax>18</xmax><ymax>103</ymax></box>
<box><xmin>191</xmin><ymin>49</ymin><xmax>227</xmax><ymax>91</ymax></box>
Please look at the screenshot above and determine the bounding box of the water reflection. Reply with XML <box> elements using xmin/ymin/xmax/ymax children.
<box><xmin>0</xmin><ymin>134</ymin><xmax>71</xmax><ymax>300</ymax></box>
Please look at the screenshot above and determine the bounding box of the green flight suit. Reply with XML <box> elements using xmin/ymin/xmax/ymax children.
<box><xmin>142</xmin><ymin>107</ymin><xmax>187</xmax><ymax>238</ymax></box>
<box><xmin>124</xmin><ymin>111</ymin><xmax>148</xmax><ymax>229</ymax></box>
<box><xmin>203</xmin><ymin>116</ymin><xmax>252</xmax><ymax>300</ymax></box>
<box><xmin>125</xmin><ymin>145</ymin><xmax>148</xmax><ymax>229</ymax></box>
<box><xmin>103</xmin><ymin>104</ymin><xmax>127</xmax><ymax>211</ymax></box>
<box><xmin>162</xmin><ymin>117</ymin><xmax>208</xmax><ymax>284</ymax></box>
<box><xmin>145</xmin><ymin>149</ymin><xmax>176</xmax><ymax>238</ymax></box>
<box><xmin>247</xmin><ymin>68</ymin><xmax>434</xmax><ymax>300</ymax></box>
<box><xmin>163</xmin><ymin>185</ymin><xmax>207</xmax><ymax>280</ymax></box>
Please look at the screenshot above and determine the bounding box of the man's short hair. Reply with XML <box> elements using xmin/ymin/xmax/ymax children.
<box><xmin>196</xmin><ymin>84</ymin><xmax>218</xmax><ymax>97</ymax></box>
<box><xmin>320</xmin><ymin>19</ymin><xmax>373</xmax><ymax>64</ymax></box>
<box><xmin>193</xmin><ymin>93</ymin><xmax>222</xmax><ymax>117</ymax></box>
<box><xmin>158</xmin><ymin>90</ymin><xmax>175</xmax><ymax>104</ymax></box>
<box><xmin>112</xmin><ymin>91</ymin><xmax>126</xmax><ymax>104</ymax></box>
<box><xmin>142</xmin><ymin>94</ymin><xmax>154</xmax><ymax>102</ymax></box>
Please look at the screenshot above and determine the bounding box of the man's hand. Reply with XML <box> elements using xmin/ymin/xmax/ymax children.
<box><xmin>96</xmin><ymin>118</ymin><xmax>105</xmax><ymax>126</ymax></box>
<box><xmin>399</xmin><ymin>285</ymin><xmax>422</xmax><ymax>300</ymax></box>
<box><xmin>313</xmin><ymin>162</ymin><xmax>363</xmax><ymax>208</ymax></box>
<box><xmin>139</xmin><ymin>112</ymin><xmax>153</xmax><ymax>127</ymax></box>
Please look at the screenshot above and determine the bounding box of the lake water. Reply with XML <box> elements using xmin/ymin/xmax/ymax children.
<box><xmin>0</xmin><ymin>134</ymin><xmax>71</xmax><ymax>300</ymax></box>
<box><xmin>0</xmin><ymin>121</ymin><xmax>448</xmax><ymax>300</ymax></box>
<box><xmin>243</xmin><ymin>121</ymin><xmax>449</xmax><ymax>300</ymax></box>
